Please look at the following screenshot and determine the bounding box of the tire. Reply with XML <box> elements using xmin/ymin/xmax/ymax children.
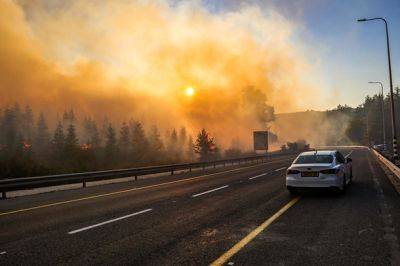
<box><xmin>340</xmin><ymin>175</ymin><xmax>347</xmax><ymax>194</ymax></box>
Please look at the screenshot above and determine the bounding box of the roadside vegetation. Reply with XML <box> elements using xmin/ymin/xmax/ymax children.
<box><xmin>329</xmin><ymin>88</ymin><xmax>400</xmax><ymax>152</ymax></box>
<box><xmin>0</xmin><ymin>104</ymin><xmax>225</xmax><ymax>179</ymax></box>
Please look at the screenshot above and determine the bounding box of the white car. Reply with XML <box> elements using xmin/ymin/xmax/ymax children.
<box><xmin>286</xmin><ymin>150</ymin><xmax>352</xmax><ymax>194</ymax></box>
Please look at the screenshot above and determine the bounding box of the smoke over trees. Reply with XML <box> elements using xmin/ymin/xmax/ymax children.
<box><xmin>0</xmin><ymin>0</ymin><xmax>338</xmax><ymax>178</ymax></box>
<box><xmin>0</xmin><ymin>104</ymin><xmax>231</xmax><ymax>178</ymax></box>
<box><xmin>0</xmin><ymin>0</ymin><xmax>323</xmax><ymax>150</ymax></box>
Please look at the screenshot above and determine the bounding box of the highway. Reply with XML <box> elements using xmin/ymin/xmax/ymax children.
<box><xmin>0</xmin><ymin>148</ymin><xmax>399</xmax><ymax>265</ymax></box>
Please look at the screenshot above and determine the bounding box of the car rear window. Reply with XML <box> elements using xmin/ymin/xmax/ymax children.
<box><xmin>294</xmin><ymin>155</ymin><xmax>333</xmax><ymax>164</ymax></box>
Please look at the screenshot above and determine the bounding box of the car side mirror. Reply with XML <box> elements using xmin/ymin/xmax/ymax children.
<box><xmin>346</xmin><ymin>158</ymin><xmax>352</xmax><ymax>163</ymax></box>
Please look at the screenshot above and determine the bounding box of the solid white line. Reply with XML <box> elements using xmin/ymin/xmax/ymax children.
<box><xmin>68</xmin><ymin>209</ymin><xmax>152</xmax><ymax>235</ymax></box>
<box><xmin>0</xmin><ymin>251</ymin><xmax>6</xmax><ymax>255</ymax></box>
<box><xmin>192</xmin><ymin>185</ymin><xmax>229</xmax><ymax>198</ymax></box>
<box><xmin>249</xmin><ymin>173</ymin><xmax>268</xmax><ymax>180</ymax></box>
<box><xmin>274</xmin><ymin>167</ymin><xmax>287</xmax><ymax>172</ymax></box>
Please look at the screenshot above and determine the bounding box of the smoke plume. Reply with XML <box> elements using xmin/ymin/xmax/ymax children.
<box><xmin>0</xmin><ymin>0</ymin><xmax>322</xmax><ymax>149</ymax></box>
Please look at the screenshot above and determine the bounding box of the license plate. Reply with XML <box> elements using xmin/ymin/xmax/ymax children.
<box><xmin>301</xmin><ymin>171</ymin><xmax>319</xmax><ymax>177</ymax></box>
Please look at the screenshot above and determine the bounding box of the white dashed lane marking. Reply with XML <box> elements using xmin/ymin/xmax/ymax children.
<box><xmin>192</xmin><ymin>185</ymin><xmax>229</xmax><ymax>198</ymax></box>
<box><xmin>274</xmin><ymin>167</ymin><xmax>287</xmax><ymax>172</ymax></box>
<box><xmin>249</xmin><ymin>173</ymin><xmax>268</xmax><ymax>180</ymax></box>
<box><xmin>68</xmin><ymin>209</ymin><xmax>152</xmax><ymax>235</ymax></box>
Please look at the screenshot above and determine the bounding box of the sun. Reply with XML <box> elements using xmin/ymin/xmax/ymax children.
<box><xmin>185</xmin><ymin>86</ymin><xmax>195</xmax><ymax>97</ymax></box>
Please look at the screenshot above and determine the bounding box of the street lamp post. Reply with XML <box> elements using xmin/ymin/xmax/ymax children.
<box><xmin>358</xmin><ymin>17</ymin><xmax>398</xmax><ymax>161</ymax></box>
<box><xmin>368</xmin><ymin>81</ymin><xmax>386</xmax><ymax>150</ymax></box>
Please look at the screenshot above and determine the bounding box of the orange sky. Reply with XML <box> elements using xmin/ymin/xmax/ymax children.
<box><xmin>0</xmin><ymin>0</ymin><xmax>326</xmax><ymax>148</ymax></box>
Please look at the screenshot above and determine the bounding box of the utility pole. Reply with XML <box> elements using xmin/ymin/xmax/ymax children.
<box><xmin>358</xmin><ymin>17</ymin><xmax>398</xmax><ymax>161</ymax></box>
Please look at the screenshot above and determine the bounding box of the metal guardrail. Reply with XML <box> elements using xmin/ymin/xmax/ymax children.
<box><xmin>0</xmin><ymin>152</ymin><xmax>296</xmax><ymax>199</ymax></box>
<box><xmin>372</xmin><ymin>149</ymin><xmax>400</xmax><ymax>179</ymax></box>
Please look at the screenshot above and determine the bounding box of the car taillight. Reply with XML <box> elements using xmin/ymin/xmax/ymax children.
<box><xmin>320</xmin><ymin>168</ymin><xmax>339</xmax><ymax>174</ymax></box>
<box><xmin>287</xmin><ymin>169</ymin><xmax>300</xmax><ymax>174</ymax></box>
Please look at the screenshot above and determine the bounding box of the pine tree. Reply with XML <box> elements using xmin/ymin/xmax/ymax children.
<box><xmin>64</xmin><ymin>124</ymin><xmax>79</xmax><ymax>156</ymax></box>
<box><xmin>130</xmin><ymin>121</ymin><xmax>148</xmax><ymax>160</ymax></box>
<box><xmin>101</xmin><ymin>117</ymin><xmax>111</xmax><ymax>144</ymax></box>
<box><xmin>90</xmin><ymin>122</ymin><xmax>101</xmax><ymax>150</ymax></box>
<box><xmin>52</xmin><ymin>122</ymin><xmax>65</xmax><ymax>160</ymax></box>
<box><xmin>22</xmin><ymin>105</ymin><xmax>34</xmax><ymax>143</ymax></box>
<box><xmin>12</xmin><ymin>102</ymin><xmax>22</xmax><ymax>133</ymax></box>
<box><xmin>118</xmin><ymin>122</ymin><xmax>131</xmax><ymax>158</ymax></box>
<box><xmin>104</xmin><ymin>124</ymin><xmax>117</xmax><ymax>162</ymax></box>
<box><xmin>83</xmin><ymin>117</ymin><xmax>101</xmax><ymax>149</ymax></box>
<box><xmin>34</xmin><ymin>113</ymin><xmax>50</xmax><ymax>158</ymax></box>
<box><xmin>194</xmin><ymin>129</ymin><xmax>217</xmax><ymax>161</ymax></box>
<box><xmin>68</xmin><ymin>109</ymin><xmax>75</xmax><ymax>123</ymax></box>
<box><xmin>148</xmin><ymin>125</ymin><xmax>164</xmax><ymax>159</ymax></box>
<box><xmin>82</xmin><ymin>117</ymin><xmax>92</xmax><ymax>144</ymax></box>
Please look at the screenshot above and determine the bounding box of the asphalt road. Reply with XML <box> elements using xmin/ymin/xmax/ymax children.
<box><xmin>0</xmin><ymin>148</ymin><xmax>399</xmax><ymax>265</ymax></box>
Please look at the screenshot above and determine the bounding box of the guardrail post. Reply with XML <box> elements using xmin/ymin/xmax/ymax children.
<box><xmin>213</xmin><ymin>162</ymin><xmax>216</xmax><ymax>168</ymax></box>
<box><xmin>83</xmin><ymin>181</ymin><xmax>86</xmax><ymax>188</ymax></box>
<box><xmin>171</xmin><ymin>170</ymin><xmax>174</xmax><ymax>175</ymax></box>
<box><xmin>135</xmin><ymin>175</ymin><xmax>138</xmax><ymax>181</ymax></box>
<box><xmin>1</xmin><ymin>192</ymin><xmax>6</xmax><ymax>200</ymax></box>
<box><xmin>189</xmin><ymin>167</ymin><xmax>192</xmax><ymax>172</ymax></box>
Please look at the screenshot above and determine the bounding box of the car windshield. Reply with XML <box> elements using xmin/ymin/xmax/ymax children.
<box><xmin>294</xmin><ymin>154</ymin><xmax>333</xmax><ymax>164</ymax></box>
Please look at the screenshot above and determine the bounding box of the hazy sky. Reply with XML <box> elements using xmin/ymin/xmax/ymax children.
<box><xmin>202</xmin><ymin>0</ymin><xmax>400</xmax><ymax>110</ymax></box>
<box><xmin>4</xmin><ymin>0</ymin><xmax>400</xmax><ymax>114</ymax></box>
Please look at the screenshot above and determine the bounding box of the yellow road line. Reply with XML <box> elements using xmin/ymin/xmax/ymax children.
<box><xmin>0</xmin><ymin>158</ymin><xmax>293</xmax><ymax>217</ymax></box>
<box><xmin>210</xmin><ymin>196</ymin><xmax>300</xmax><ymax>266</ymax></box>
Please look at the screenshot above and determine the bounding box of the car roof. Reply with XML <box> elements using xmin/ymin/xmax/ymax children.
<box><xmin>299</xmin><ymin>150</ymin><xmax>337</xmax><ymax>156</ymax></box>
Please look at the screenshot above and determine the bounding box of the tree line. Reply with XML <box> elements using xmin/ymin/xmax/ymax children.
<box><xmin>0</xmin><ymin>104</ymin><xmax>222</xmax><ymax>179</ymax></box>
<box><xmin>328</xmin><ymin>87</ymin><xmax>400</xmax><ymax>158</ymax></box>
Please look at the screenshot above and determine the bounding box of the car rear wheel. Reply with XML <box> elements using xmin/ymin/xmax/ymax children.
<box><xmin>340</xmin><ymin>175</ymin><xmax>347</xmax><ymax>194</ymax></box>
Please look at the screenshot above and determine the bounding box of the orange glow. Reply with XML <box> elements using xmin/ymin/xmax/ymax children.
<box><xmin>185</xmin><ymin>87</ymin><xmax>195</xmax><ymax>97</ymax></box>
<box><xmin>23</xmin><ymin>142</ymin><xmax>31</xmax><ymax>151</ymax></box>
<box><xmin>81</xmin><ymin>144</ymin><xmax>92</xmax><ymax>151</ymax></box>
